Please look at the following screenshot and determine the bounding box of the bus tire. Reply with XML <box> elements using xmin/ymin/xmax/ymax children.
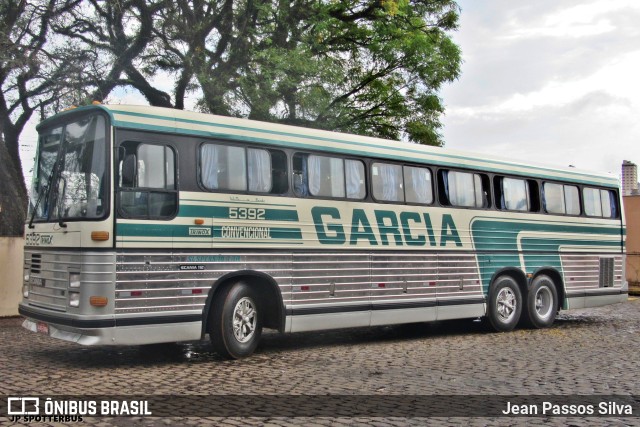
<box><xmin>210</xmin><ymin>282</ymin><xmax>262</xmax><ymax>359</ymax></box>
<box><xmin>487</xmin><ymin>275</ymin><xmax>522</xmax><ymax>332</ymax></box>
<box><xmin>521</xmin><ymin>275</ymin><xmax>558</xmax><ymax>329</ymax></box>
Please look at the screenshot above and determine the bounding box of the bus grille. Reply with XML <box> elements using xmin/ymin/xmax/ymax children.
<box><xmin>599</xmin><ymin>257</ymin><xmax>614</xmax><ymax>288</ymax></box>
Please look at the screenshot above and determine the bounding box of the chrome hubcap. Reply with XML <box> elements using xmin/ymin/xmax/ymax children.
<box><xmin>535</xmin><ymin>286</ymin><xmax>553</xmax><ymax>320</ymax></box>
<box><xmin>233</xmin><ymin>297</ymin><xmax>257</xmax><ymax>343</ymax></box>
<box><xmin>496</xmin><ymin>287</ymin><xmax>516</xmax><ymax>323</ymax></box>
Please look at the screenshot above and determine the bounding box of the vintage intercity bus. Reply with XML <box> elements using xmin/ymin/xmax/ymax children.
<box><xmin>20</xmin><ymin>104</ymin><xmax>627</xmax><ymax>358</ymax></box>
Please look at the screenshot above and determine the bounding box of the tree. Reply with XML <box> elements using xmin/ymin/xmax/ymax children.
<box><xmin>151</xmin><ymin>0</ymin><xmax>461</xmax><ymax>145</ymax></box>
<box><xmin>0</xmin><ymin>0</ymin><xmax>83</xmax><ymax>236</ymax></box>
<box><xmin>51</xmin><ymin>0</ymin><xmax>172</xmax><ymax>107</ymax></box>
<box><xmin>55</xmin><ymin>0</ymin><xmax>460</xmax><ymax>144</ymax></box>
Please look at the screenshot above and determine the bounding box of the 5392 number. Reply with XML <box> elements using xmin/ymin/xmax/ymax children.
<box><xmin>229</xmin><ymin>207</ymin><xmax>266</xmax><ymax>220</ymax></box>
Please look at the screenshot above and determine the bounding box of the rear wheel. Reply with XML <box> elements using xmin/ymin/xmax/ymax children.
<box><xmin>521</xmin><ymin>275</ymin><xmax>558</xmax><ymax>329</ymax></box>
<box><xmin>210</xmin><ymin>282</ymin><xmax>262</xmax><ymax>359</ymax></box>
<box><xmin>487</xmin><ymin>276</ymin><xmax>522</xmax><ymax>332</ymax></box>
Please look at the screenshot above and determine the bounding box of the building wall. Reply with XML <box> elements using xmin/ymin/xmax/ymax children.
<box><xmin>622</xmin><ymin>160</ymin><xmax>638</xmax><ymax>196</ymax></box>
<box><xmin>0</xmin><ymin>237</ymin><xmax>23</xmax><ymax>316</ymax></box>
<box><xmin>623</xmin><ymin>196</ymin><xmax>640</xmax><ymax>287</ymax></box>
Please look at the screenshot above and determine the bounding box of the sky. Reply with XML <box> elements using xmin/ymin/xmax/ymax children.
<box><xmin>20</xmin><ymin>0</ymin><xmax>640</xmax><ymax>184</ymax></box>
<box><xmin>439</xmin><ymin>0</ymin><xmax>640</xmax><ymax>178</ymax></box>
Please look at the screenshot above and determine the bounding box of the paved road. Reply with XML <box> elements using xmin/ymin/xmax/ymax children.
<box><xmin>1</xmin><ymin>299</ymin><xmax>639</xmax><ymax>426</ymax></box>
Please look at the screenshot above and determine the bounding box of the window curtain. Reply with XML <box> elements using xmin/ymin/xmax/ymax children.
<box><xmin>201</xmin><ymin>144</ymin><xmax>219</xmax><ymax>189</ymax></box>
<box><xmin>308</xmin><ymin>155</ymin><xmax>322</xmax><ymax>195</ymax></box>
<box><xmin>410</xmin><ymin>167</ymin><xmax>430</xmax><ymax>203</ymax></box>
<box><xmin>248</xmin><ymin>148</ymin><xmax>271</xmax><ymax>192</ymax></box>
<box><xmin>381</xmin><ymin>164</ymin><xmax>401</xmax><ymax>201</ymax></box>
<box><xmin>346</xmin><ymin>160</ymin><xmax>364</xmax><ymax>199</ymax></box>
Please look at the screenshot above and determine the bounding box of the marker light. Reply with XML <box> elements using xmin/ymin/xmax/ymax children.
<box><xmin>91</xmin><ymin>231</ymin><xmax>110</xmax><ymax>241</ymax></box>
<box><xmin>90</xmin><ymin>296</ymin><xmax>108</xmax><ymax>307</ymax></box>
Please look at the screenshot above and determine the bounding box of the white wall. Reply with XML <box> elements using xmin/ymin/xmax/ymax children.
<box><xmin>0</xmin><ymin>237</ymin><xmax>23</xmax><ymax>316</ymax></box>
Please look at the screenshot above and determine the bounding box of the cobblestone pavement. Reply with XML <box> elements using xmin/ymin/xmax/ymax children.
<box><xmin>1</xmin><ymin>299</ymin><xmax>639</xmax><ymax>426</ymax></box>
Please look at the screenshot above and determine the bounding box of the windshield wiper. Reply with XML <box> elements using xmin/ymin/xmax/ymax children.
<box><xmin>28</xmin><ymin>154</ymin><xmax>62</xmax><ymax>229</ymax></box>
<box><xmin>28</xmin><ymin>173</ymin><xmax>53</xmax><ymax>229</ymax></box>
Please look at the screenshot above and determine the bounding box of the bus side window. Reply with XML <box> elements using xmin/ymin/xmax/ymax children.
<box><xmin>584</xmin><ymin>187</ymin><xmax>618</xmax><ymax>218</ymax></box>
<box><xmin>494</xmin><ymin>176</ymin><xmax>539</xmax><ymax>212</ymax></box>
<box><xmin>403</xmin><ymin>166</ymin><xmax>433</xmax><ymax>205</ymax></box>
<box><xmin>439</xmin><ymin>170</ymin><xmax>490</xmax><ymax>208</ymax></box>
<box><xmin>372</xmin><ymin>162</ymin><xmax>404</xmax><ymax>202</ymax></box>
<box><xmin>543</xmin><ymin>182</ymin><xmax>580</xmax><ymax>215</ymax></box>
<box><xmin>118</xmin><ymin>142</ymin><xmax>178</xmax><ymax>219</ymax></box>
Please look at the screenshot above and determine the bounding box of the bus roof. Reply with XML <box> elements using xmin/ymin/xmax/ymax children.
<box><xmin>39</xmin><ymin>104</ymin><xmax>619</xmax><ymax>187</ymax></box>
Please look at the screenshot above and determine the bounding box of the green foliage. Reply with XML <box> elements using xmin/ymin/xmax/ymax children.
<box><xmin>151</xmin><ymin>0</ymin><xmax>462</xmax><ymax>146</ymax></box>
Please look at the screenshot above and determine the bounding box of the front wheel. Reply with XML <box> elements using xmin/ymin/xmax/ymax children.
<box><xmin>210</xmin><ymin>282</ymin><xmax>262</xmax><ymax>359</ymax></box>
<box><xmin>521</xmin><ymin>275</ymin><xmax>558</xmax><ymax>329</ymax></box>
<box><xmin>487</xmin><ymin>276</ymin><xmax>522</xmax><ymax>332</ymax></box>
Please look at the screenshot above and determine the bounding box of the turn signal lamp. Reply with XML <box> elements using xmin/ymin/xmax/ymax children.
<box><xmin>194</xmin><ymin>218</ymin><xmax>205</xmax><ymax>225</ymax></box>
<box><xmin>90</xmin><ymin>296</ymin><xmax>108</xmax><ymax>307</ymax></box>
<box><xmin>91</xmin><ymin>231</ymin><xmax>110</xmax><ymax>241</ymax></box>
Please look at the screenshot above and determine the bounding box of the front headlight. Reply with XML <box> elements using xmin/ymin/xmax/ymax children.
<box><xmin>24</xmin><ymin>269</ymin><xmax>30</xmax><ymax>283</ymax></box>
<box><xmin>69</xmin><ymin>272</ymin><xmax>81</xmax><ymax>288</ymax></box>
<box><xmin>69</xmin><ymin>291</ymin><xmax>80</xmax><ymax>307</ymax></box>
<box><xmin>23</xmin><ymin>285</ymin><xmax>29</xmax><ymax>298</ymax></box>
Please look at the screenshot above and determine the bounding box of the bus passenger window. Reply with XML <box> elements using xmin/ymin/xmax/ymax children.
<box><xmin>584</xmin><ymin>187</ymin><xmax>618</xmax><ymax>218</ymax></box>
<box><xmin>496</xmin><ymin>177</ymin><xmax>529</xmax><ymax>211</ymax></box>
<box><xmin>201</xmin><ymin>144</ymin><xmax>247</xmax><ymax>191</ymax></box>
<box><xmin>372</xmin><ymin>163</ymin><xmax>403</xmax><ymax>202</ymax></box>
<box><xmin>308</xmin><ymin>155</ymin><xmax>345</xmax><ymax>198</ymax></box>
<box><xmin>403</xmin><ymin>166</ymin><xmax>433</xmax><ymax>205</ymax></box>
<box><xmin>439</xmin><ymin>170</ymin><xmax>489</xmax><ymax>208</ymax></box>
<box><xmin>293</xmin><ymin>153</ymin><xmax>364</xmax><ymax>200</ymax></box>
<box><xmin>543</xmin><ymin>183</ymin><xmax>580</xmax><ymax>215</ymax></box>
<box><xmin>201</xmin><ymin>144</ymin><xmax>287</xmax><ymax>195</ymax></box>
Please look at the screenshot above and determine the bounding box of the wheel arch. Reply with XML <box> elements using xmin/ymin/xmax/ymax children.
<box><xmin>488</xmin><ymin>267</ymin><xmax>528</xmax><ymax>299</ymax></box>
<box><xmin>531</xmin><ymin>267</ymin><xmax>565</xmax><ymax>311</ymax></box>
<box><xmin>201</xmin><ymin>270</ymin><xmax>286</xmax><ymax>338</ymax></box>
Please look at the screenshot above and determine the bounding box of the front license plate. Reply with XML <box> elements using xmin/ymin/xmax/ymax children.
<box><xmin>36</xmin><ymin>322</ymin><xmax>49</xmax><ymax>335</ymax></box>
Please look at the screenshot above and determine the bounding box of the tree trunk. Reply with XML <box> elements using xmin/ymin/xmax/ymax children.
<box><xmin>0</xmin><ymin>137</ymin><xmax>27</xmax><ymax>236</ymax></box>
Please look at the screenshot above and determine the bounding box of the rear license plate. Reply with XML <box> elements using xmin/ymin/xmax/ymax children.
<box><xmin>36</xmin><ymin>322</ymin><xmax>49</xmax><ymax>335</ymax></box>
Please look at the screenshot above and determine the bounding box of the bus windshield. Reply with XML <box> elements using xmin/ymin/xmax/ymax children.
<box><xmin>29</xmin><ymin>114</ymin><xmax>108</xmax><ymax>223</ymax></box>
